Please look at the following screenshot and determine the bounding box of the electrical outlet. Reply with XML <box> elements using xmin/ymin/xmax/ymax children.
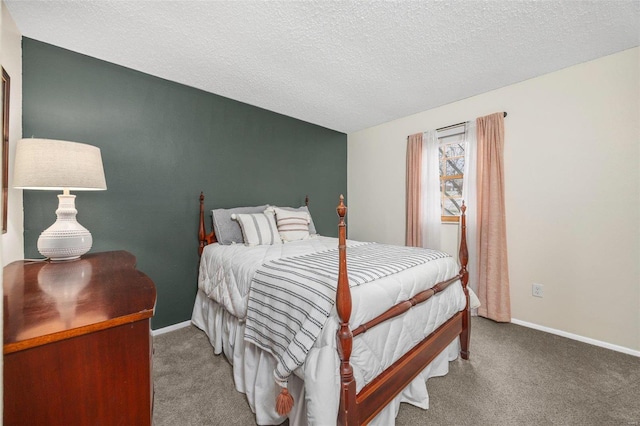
<box><xmin>532</xmin><ymin>283</ymin><xmax>544</xmax><ymax>298</ymax></box>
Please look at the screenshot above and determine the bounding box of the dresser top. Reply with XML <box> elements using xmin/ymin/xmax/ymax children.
<box><xmin>3</xmin><ymin>250</ymin><xmax>157</xmax><ymax>354</ymax></box>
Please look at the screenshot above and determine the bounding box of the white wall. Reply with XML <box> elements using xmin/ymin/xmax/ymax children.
<box><xmin>1</xmin><ymin>2</ymin><xmax>22</xmax><ymax>416</ymax></box>
<box><xmin>1</xmin><ymin>0</ymin><xmax>22</xmax><ymax>265</ymax></box>
<box><xmin>348</xmin><ymin>48</ymin><xmax>639</xmax><ymax>352</ymax></box>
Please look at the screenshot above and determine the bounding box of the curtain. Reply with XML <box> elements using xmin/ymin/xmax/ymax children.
<box><xmin>405</xmin><ymin>132</ymin><xmax>423</xmax><ymax>247</ymax></box>
<box><xmin>422</xmin><ymin>130</ymin><xmax>441</xmax><ymax>250</ymax></box>
<box><xmin>461</xmin><ymin>120</ymin><xmax>478</xmax><ymax>314</ymax></box>
<box><xmin>476</xmin><ymin>112</ymin><xmax>511</xmax><ymax>322</ymax></box>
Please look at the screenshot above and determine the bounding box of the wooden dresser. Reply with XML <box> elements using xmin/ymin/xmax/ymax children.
<box><xmin>3</xmin><ymin>250</ymin><xmax>157</xmax><ymax>426</ymax></box>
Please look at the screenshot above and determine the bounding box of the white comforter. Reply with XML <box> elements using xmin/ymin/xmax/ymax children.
<box><xmin>195</xmin><ymin>237</ymin><xmax>467</xmax><ymax>425</ymax></box>
<box><xmin>198</xmin><ymin>236</ymin><xmax>463</xmax><ymax>328</ymax></box>
<box><xmin>198</xmin><ymin>237</ymin><xmax>367</xmax><ymax>318</ymax></box>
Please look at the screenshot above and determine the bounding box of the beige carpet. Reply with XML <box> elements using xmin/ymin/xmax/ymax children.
<box><xmin>152</xmin><ymin>317</ymin><xmax>639</xmax><ymax>425</ymax></box>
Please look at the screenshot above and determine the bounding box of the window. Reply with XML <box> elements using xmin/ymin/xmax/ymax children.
<box><xmin>437</xmin><ymin>125</ymin><xmax>465</xmax><ymax>222</ymax></box>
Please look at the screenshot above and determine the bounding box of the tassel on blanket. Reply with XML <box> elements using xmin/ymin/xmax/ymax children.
<box><xmin>276</xmin><ymin>387</ymin><xmax>294</xmax><ymax>416</ymax></box>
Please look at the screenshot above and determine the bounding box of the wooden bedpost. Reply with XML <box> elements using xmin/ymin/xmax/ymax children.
<box><xmin>459</xmin><ymin>202</ymin><xmax>471</xmax><ymax>359</ymax></box>
<box><xmin>198</xmin><ymin>192</ymin><xmax>218</xmax><ymax>256</ymax></box>
<box><xmin>305</xmin><ymin>195</ymin><xmax>309</xmax><ymax>207</ymax></box>
<box><xmin>199</xmin><ymin>192</ymin><xmax>206</xmax><ymax>256</ymax></box>
<box><xmin>336</xmin><ymin>195</ymin><xmax>358</xmax><ymax>425</ymax></box>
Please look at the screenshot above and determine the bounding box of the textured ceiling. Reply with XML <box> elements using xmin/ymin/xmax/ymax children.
<box><xmin>5</xmin><ymin>1</ymin><xmax>640</xmax><ymax>133</ymax></box>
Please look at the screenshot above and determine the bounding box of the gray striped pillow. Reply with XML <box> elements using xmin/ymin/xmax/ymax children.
<box><xmin>277</xmin><ymin>206</ymin><xmax>317</xmax><ymax>235</ymax></box>
<box><xmin>273</xmin><ymin>207</ymin><xmax>310</xmax><ymax>241</ymax></box>
<box><xmin>231</xmin><ymin>212</ymin><xmax>282</xmax><ymax>246</ymax></box>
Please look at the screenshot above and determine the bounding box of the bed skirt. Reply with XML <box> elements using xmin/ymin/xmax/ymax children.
<box><xmin>192</xmin><ymin>288</ymin><xmax>307</xmax><ymax>424</ymax></box>
<box><xmin>191</xmin><ymin>289</ymin><xmax>460</xmax><ymax>425</ymax></box>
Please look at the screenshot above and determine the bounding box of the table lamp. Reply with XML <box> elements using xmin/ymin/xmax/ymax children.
<box><xmin>13</xmin><ymin>138</ymin><xmax>107</xmax><ymax>261</ymax></box>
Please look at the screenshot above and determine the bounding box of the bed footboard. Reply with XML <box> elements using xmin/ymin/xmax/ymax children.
<box><xmin>335</xmin><ymin>196</ymin><xmax>470</xmax><ymax>425</ymax></box>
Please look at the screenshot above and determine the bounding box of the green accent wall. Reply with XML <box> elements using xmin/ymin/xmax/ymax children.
<box><xmin>22</xmin><ymin>38</ymin><xmax>347</xmax><ymax>329</ymax></box>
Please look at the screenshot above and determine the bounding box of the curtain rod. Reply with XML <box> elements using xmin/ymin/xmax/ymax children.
<box><xmin>436</xmin><ymin>111</ymin><xmax>507</xmax><ymax>132</ymax></box>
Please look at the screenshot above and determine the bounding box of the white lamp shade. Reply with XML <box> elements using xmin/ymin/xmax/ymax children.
<box><xmin>13</xmin><ymin>138</ymin><xmax>107</xmax><ymax>191</ymax></box>
<box><xmin>14</xmin><ymin>138</ymin><xmax>107</xmax><ymax>261</ymax></box>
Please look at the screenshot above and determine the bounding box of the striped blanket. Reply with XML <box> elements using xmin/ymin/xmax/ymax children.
<box><xmin>243</xmin><ymin>242</ymin><xmax>450</xmax><ymax>386</ymax></box>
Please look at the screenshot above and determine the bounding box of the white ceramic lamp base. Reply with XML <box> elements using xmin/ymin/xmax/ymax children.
<box><xmin>37</xmin><ymin>194</ymin><xmax>93</xmax><ymax>261</ymax></box>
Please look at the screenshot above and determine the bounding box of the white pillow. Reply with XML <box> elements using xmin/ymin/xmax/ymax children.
<box><xmin>231</xmin><ymin>212</ymin><xmax>282</xmax><ymax>246</ymax></box>
<box><xmin>277</xmin><ymin>205</ymin><xmax>317</xmax><ymax>235</ymax></box>
<box><xmin>272</xmin><ymin>207</ymin><xmax>310</xmax><ymax>241</ymax></box>
<box><xmin>212</xmin><ymin>205</ymin><xmax>269</xmax><ymax>245</ymax></box>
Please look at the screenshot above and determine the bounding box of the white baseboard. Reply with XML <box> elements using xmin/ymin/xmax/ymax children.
<box><xmin>152</xmin><ymin>320</ymin><xmax>192</xmax><ymax>336</ymax></box>
<box><xmin>510</xmin><ymin>318</ymin><xmax>639</xmax><ymax>357</ymax></box>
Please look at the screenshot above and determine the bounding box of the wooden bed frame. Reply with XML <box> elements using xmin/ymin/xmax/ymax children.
<box><xmin>198</xmin><ymin>192</ymin><xmax>470</xmax><ymax>425</ymax></box>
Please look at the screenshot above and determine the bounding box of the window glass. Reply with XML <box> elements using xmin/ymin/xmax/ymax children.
<box><xmin>438</xmin><ymin>128</ymin><xmax>465</xmax><ymax>222</ymax></box>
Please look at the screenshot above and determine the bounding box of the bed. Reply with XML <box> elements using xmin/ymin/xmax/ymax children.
<box><xmin>192</xmin><ymin>193</ymin><xmax>471</xmax><ymax>425</ymax></box>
